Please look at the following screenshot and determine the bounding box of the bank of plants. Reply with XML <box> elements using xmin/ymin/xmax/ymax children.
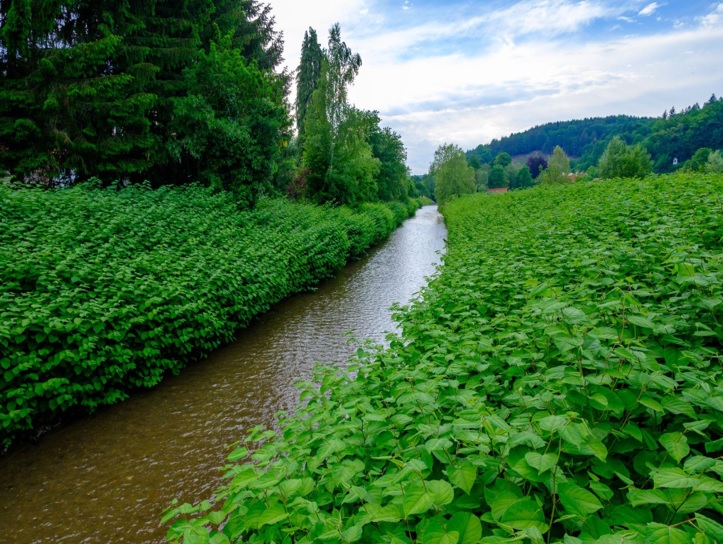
<box><xmin>165</xmin><ymin>173</ymin><xmax>723</xmax><ymax>543</ymax></box>
<box><xmin>0</xmin><ymin>182</ymin><xmax>422</xmax><ymax>449</ymax></box>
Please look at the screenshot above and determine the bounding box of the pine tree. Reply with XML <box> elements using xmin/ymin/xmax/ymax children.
<box><xmin>295</xmin><ymin>28</ymin><xmax>323</xmax><ymax>143</ymax></box>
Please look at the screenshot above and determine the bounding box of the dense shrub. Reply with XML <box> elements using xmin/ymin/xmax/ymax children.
<box><xmin>0</xmin><ymin>183</ymin><xmax>422</xmax><ymax>448</ymax></box>
<box><xmin>166</xmin><ymin>174</ymin><xmax>722</xmax><ymax>543</ymax></box>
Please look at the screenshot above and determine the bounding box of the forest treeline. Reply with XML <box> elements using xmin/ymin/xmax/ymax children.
<box><xmin>0</xmin><ymin>1</ymin><xmax>415</xmax><ymax>207</ymax></box>
<box><xmin>466</xmin><ymin>94</ymin><xmax>723</xmax><ymax>174</ymax></box>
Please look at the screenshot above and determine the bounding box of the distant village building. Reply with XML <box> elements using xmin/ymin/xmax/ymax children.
<box><xmin>487</xmin><ymin>187</ymin><xmax>509</xmax><ymax>194</ymax></box>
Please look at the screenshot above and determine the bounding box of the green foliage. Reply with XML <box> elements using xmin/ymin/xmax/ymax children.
<box><xmin>510</xmin><ymin>165</ymin><xmax>534</xmax><ymax>190</ymax></box>
<box><xmin>431</xmin><ymin>144</ymin><xmax>476</xmax><ymax>206</ymax></box>
<box><xmin>369</xmin><ymin>123</ymin><xmax>409</xmax><ymax>202</ymax></box>
<box><xmin>687</xmin><ymin>148</ymin><xmax>712</xmax><ymax>172</ymax></box>
<box><xmin>0</xmin><ymin>0</ymin><xmax>288</xmax><ymax>193</ymax></box>
<box><xmin>493</xmin><ymin>152</ymin><xmax>512</xmax><ymax>168</ymax></box>
<box><xmin>598</xmin><ymin>136</ymin><xmax>653</xmax><ymax>180</ymax></box>
<box><xmin>646</xmin><ymin>98</ymin><xmax>723</xmax><ymax>173</ymax></box>
<box><xmin>488</xmin><ymin>165</ymin><xmax>508</xmax><ymax>189</ymax></box>
<box><xmin>295</xmin><ymin>27</ymin><xmax>324</xmax><ymax>143</ymax></box>
<box><xmin>167</xmin><ymin>36</ymin><xmax>288</xmax><ymax>204</ymax></box>
<box><xmin>466</xmin><ymin>116</ymin><xmax>655</xmax><ymax>168</ymax></box>
<box><xmin>706</xmin><ymin>150</ymin><xmax>723</xmax><ymax>174</ymax></box>
<box><xmin>0</xmin><ymin>183</ymin><xmax>422</xmax><ymax>449</ymax></box>
<box><xmin>166</xmin><ymin>172</ymin><xmax>723</xmax><ymax>544</ymax></box>
<box><xmin>539</xmin><ymin>145</ymin><xmax>571</xmax><ymax>185</ymax></box>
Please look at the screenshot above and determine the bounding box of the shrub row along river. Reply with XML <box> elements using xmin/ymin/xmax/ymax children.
<box><xmin>0</xmin><ymin>205</ymin><xmax>447</xmax><ymax>544</ymax></box>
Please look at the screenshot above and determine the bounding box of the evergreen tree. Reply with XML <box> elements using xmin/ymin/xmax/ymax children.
<box><xmin>295</xmin><ymin>28</ymin><xmax>323</xmax><ymax>143</ymax></box>
<box><xmin>0</xmin><ymin>0</ymin><xmax>289</xmax><ymax>196</ymax></box>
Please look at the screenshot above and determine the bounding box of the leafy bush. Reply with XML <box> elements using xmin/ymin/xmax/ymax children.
<box><xmin>0</xmin><ymin>183</ymin><xmax>421</xmax><ymax>448</ymax></box>
<box><xmin>166</xmin><ymin>174</ymin><xmax>722</xmax><ymax>544</ymax></box>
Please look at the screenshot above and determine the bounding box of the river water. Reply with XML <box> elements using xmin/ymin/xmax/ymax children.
<box><xmin>0</xmin><ymin>205</ymin><xmax>446</xmax><ymax>544</ymax></box>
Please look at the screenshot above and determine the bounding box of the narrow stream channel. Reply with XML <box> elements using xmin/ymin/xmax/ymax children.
<box><xmin>0</xmin><ymin>205</ymin><xmax>446</xmax><ymax>544</ymax></box>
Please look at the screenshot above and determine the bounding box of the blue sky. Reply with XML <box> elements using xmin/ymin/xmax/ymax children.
<box><xmin>269</xmin><ymin>1</ymin><xmax>723</xmax><ymax>173</ymax></box>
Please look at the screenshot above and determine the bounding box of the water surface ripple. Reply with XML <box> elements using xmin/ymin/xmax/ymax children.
<box><xmin>0</xmin><ymin>205</ymin><xmax>446</xmax><ymax>544</ymax></box>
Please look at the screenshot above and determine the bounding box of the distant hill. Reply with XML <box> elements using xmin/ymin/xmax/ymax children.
<box><xmin>466</xmin><ymin>115</ymin><xmax>655</xmax><ymax>170</ymax></box>
<box><xmin>466</xmin><ymin>94</ymin><xmax>723</xmax><ymax>173</ymax></box>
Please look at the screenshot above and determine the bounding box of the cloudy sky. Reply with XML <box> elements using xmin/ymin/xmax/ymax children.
<box><xmin>268</xmin><ymin>0</ymin><xmax>723</xmax><ymax>173</ymax></box>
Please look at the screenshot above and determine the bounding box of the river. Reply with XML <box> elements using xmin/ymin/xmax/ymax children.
<box><xmin>0</xmin><ymin>205</ymin><xmax>446</xmax><ymax>544</ymax></box>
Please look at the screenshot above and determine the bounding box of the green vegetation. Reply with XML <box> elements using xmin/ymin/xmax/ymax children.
<box><xmin>166</xmin><ymin>173</ymin><xmax>722</xmax><ymax>543</ymax></box>
<box><xmin>429</xmin><ymin>144</ymin><xmax>476</xmax><ymax>207</ymax></box>
<box><xmin>539</xmin><ymin>146</ymin><xmax>571</xmax><ymax>185</ymax></box>
<box><xmin>465</xmin><ymin>95</ymin><xmax>723</xmax><ymax>176</ymax></box>
<box><xmin>1</xmin><ymin>6</ymin><xmax>416</xmax><ymax>208</ymax></box>
<box><xmin>0</xmin><ymin>0</ymin><xmax>288</xmax><ymax>201</ymax></box>
<box><xmin>297</xmin><ymin>25</ymin><xmax>412</xmax><ymax>206</ymax></box>
<box><xmin>598</xmin><ymin>137</ymin><xmax>653</xmax><ymax>180</ymax></box>
<box><xmin>0</xmin><ymin>182</ymin><xmax>422</xmax><ymax>449</ymax></box>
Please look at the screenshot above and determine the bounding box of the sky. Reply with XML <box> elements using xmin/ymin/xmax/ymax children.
<box><xmin>267</xmin><ymin>0</ymin><xmax>723</xmax><ymax>174</ymax></box>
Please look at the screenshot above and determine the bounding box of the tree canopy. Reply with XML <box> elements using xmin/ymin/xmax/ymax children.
<box><xmin>0</xmin><ymin>0</ymin><xmax>289</xmax><ymax>203</ymax></box>
<box><xmin>597</xmin><ymin>136</ymin><xmax>652</xmax><ymax>179</ymax></box>
<box><xmin>430</xmin><ymin>143</ymin><xmax>475</xmax><ymax>206</ymax></box>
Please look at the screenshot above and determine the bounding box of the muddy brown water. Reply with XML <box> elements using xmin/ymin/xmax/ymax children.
<box><xmin>0</xmin><ymin>205</ymin><xmax>446</xmax><ymax>544</ymax></box>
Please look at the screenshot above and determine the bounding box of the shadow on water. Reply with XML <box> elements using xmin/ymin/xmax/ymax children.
<box><xmin>0</xmin><ymin>205</ymin><xmax>446</xmax><ymax>544</ymax></box>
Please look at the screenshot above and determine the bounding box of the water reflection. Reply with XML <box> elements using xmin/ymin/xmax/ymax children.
<box><xmin>0</xmin><ymin>206</ymin><xmax>446</xmax><ymax>544</ymax></box>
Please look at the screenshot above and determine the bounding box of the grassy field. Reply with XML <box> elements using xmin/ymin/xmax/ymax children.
<box><xmin>0</xmin><ymin>182</ymin><xmax>421</xmax><ymax>449</ymax></box>
<box><xmin>166</xmin><ymin>173</ymin><xmax>722</xmax><ymax>544</ymax></box>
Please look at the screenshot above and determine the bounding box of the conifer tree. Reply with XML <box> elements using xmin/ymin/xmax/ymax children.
<box><xmin>295</xmin><ymin>28</ymin><xmax>323</xmax><ymax>143</ymax></box>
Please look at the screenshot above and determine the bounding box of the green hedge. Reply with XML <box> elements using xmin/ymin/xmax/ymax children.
<box><xmin>0</xmin><ymin>183</ymin><xmax>423</xmax><ymax>448</ymax></box>
<box><xmin>165</xmin><ymin>174</ymin><xmax>722</xmax><ymax>544</ymax></box>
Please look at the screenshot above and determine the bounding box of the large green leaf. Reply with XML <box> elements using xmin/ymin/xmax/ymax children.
<box><xmin>525</xmin><ymin>452</ymin><xmax>558</xmax><ymax>474</ymax></box>
<box><xmin>401</xmin><ymin>482</ymin><xmax>434</xmax><ymax>518</ymax></box>
<box><xmin>643</xmin><ymin>523</ymin><xmax>692</xmax><ymax>544</ymax></box>
<box><xmin>448</xmin><ymin>462</ymin><xmax>477</xmax><ymax>495</ymax></box>
<box><xmin>558</xmin><ymin>482</ymin><xmax>603</xmax><ymax>517</ymax></box>
<box><xmin>427</xmin><ymin>480</ymin><xmax>455</xmax><ymax>508</ymax></box>
<box><xmin>651</xmin><ymin>468</ymin><xmax>700</xmax><ymax>489</ymax></box>
<box><xmin>659</xmin><ymin>432</ymin><xmax>690</xmax><ymax>463</ymax></box>
<box><xmin>422</xmin><ymin>517</ymin><xmax>460</xmax><ymax>544</ymax></box>
<box><xmin>446</xmin><ymin>513</ymin><xmax>482</xmax><ymax>544</ymax></box>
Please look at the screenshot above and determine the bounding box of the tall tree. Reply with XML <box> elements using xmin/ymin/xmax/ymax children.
<box><xmin>598</xmin><ymin>136</ymin><xmax>652</xmax><ymax>179</ymax></box>
<box><xmin>302</xmin><ymin>23</ymin><xmax>367</xmax><ymax>204</ymax></box>
<box><xmin>366</xmin><ymin>114</ymin><xmax>409</xmax><ymax>202</ymax></box>
<box><xmin>510</xmin><ymin>165</ymin><xmax>533</xmax><ymax>190</ymax></box>
<box><xmin>295</xmin><ymin>28</ymin><xmax>323</xmax><ymax>143</ymax></box>
<box><xmin>430</xmin><ymin>143</ymin><xmax>475</xmax><ymax>206</ymax></box>
<box><xmin>0</xmin><ymin>0</ymin><xmax>289</xmax><ymax>196</ymax></box>
<box><xmin>540</xmin><ymin>145</ymin><xmax>571</xmax><ymax>185</ymax></box>
<box><xmin>488</xmin><ymin>165</ymin><xmax>507</xmax><ymax>188</ymax></box>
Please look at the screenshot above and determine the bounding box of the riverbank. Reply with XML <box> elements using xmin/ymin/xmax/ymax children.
<box><xmin>0</xmin><ymin>183</ymin><xmax>422</xmax><ymax>450</ymax></box>
<box><xmin>166</xmin><ymin>173</ymin><xmax>723</xmax><ymax>543</ymax></box>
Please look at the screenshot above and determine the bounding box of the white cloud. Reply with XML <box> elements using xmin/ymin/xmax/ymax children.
<box><xmin>638</xmin><ymin>2</ymin><xmax>660</xmax><ymax>17</ymax></box>
<box><xmin>486</xmin><ymin>0</ymin><xmax>615</xmax><ymax>40</ymax></box>
<box><xmin>268</xmin><ymin>1</ymin><xmax>723</xmax><ymax>173</ymax></box>
<box><xmin>350</xmin><ymin>23</ymin><xmax>723</xmax><ymax>172</ymax></box>
<box><xmin>269</xmin><ymin>0</ymin><xmax>368</xmax><ymax>69</ymax></box>
<box><xmin>698</xmin><ymin>3</ymin><xmax>723</xmax><ymax>27</ymax></box>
